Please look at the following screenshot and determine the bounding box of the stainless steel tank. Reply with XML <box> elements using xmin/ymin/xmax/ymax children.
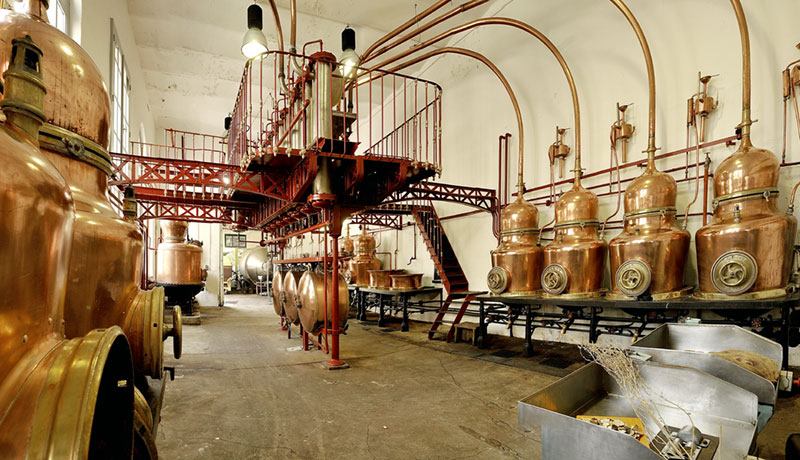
<box><xmin>238</xmin><ymin>246</ymin><xmax>271</xmax><ymax>285</ymax></box>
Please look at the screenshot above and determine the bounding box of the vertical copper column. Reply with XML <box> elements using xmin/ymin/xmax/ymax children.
<box><xmin>607</xmin><ymin>0</ymin><xmax>691</xmax><ymax>300</ymax></box>
<box><xmin>694</xmin><ymin>0</ymin><xmax>796</xmax><ymax>299</ymax></box>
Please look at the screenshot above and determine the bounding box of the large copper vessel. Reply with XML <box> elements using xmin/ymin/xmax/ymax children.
<box><xmin>390</xmin><ymin>273</ymin><xmax>423</xmax><ymax>290</ymax></box>
<box><xmin>695</xmin><ymin>0</ymin><xmax>796</xmax><ymax>299</ymax></box>
<box><xmin>282</xmin><ymin>270</ymin><xmax>304</xmax><ymax>325</ymax></box>
<box><xmin>543</xmin><ymin>181</ymin><xmax>607</xmax><ymax>297</ymax></box>
<box><xmin>487</xmin><ymin>194</ymin><xmax>544</xmax><ymax>295</ymax></box>
<box><xmin>272</xmin><ymin>270</ymin><xmax>284</xmax><ymax>316</ymax></box>
<box><xmin>347</xmin><ymin>226</ymin><xmax>381</xmax><ymax>285</ymax></box>
<box><xmin>298</xmin><ymin>272</ymin><xmax>349</xmax><ymax>333</ymax></box>
<box><xmin>368</xmin><ymin>269</ymin><xmax>405</xmax><ymax>288</ymax></box>
<box><xmin>607</xmin><ymin>0</ymin><xmax>691</xmax><ymax>300</ymax></box>
<box><xmin>157</xmin><ymin>220</ymin><xmax>205</xmax><ymax>312</ymax></box>
<box><xmin>0</xmin><ymin>34</ymin><xmax>135</xmax><ymax>458</ymax></box>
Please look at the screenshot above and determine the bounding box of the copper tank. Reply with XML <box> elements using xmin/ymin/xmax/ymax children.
<box><xmin>297</xmin><ymin>272</ymin><xmax>349</xmax><ymax>333</ymax></box>
<box><xmin>340</xmin><ymin>225</ymin><xmax>355</xmax><ymax>256</ymax></box>
<box><xmin>282</xmin><ymin>270</ymin><xmax>304</xmax><ymax>325</ymax></box>
<box><xmin>347</xmin><ymin>226</ymin><xmax>381</xmax><ymax>285</ymax></box>
<box><xmin>607</xmin><ymin>0</ymin><xmax>690</xmax><ymax>300</ymax></box>
<box><xmin>368</xmin><ymin>269</ymin><xmax>405</xmax><ymax>288</ymax></box>
<box><xmin>542</xmin><ymin>180</ymin><xmax>607</xmax><ymax>297</ymax></box>
<box><xmin>157</xmin><ymin>220</ymin><xmax>205</xmax><ymax>286</ymax></box>
<box><xmin>390</xmin><ymin>273</ymin><xmax>423</xmax><ymax>290</ymax></box>
<box><xmin>695</xmin><ymin>0</ymin><xmax>796</xmax><ymax>299</ymax></box>
<box><xmin>487</xmin><ymin>194</ymin><xmax>544</xmax><ymax>295</ymax></box>
<box><xmin>0</xmin><ymin>34</ymin><xmax>135</xmax><ymax>458</ymax></box>
<box><xmin>0</xmin><ymin>3</ymin><xmax>181</xmax><ymax>381</ymax></box>
<box><xmin>272</xmin><ymin>270</ymin><xmax>284</xmax><ymax>316</ymax></box>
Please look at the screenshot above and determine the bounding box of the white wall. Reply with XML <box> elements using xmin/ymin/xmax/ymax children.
<box><xmin>81</xmin><ymin>0</ymin><xmax>156</xmax><ymax>145</ymax></box>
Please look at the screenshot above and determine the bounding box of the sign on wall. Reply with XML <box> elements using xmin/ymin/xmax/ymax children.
<box><xmin>224</xmin><ymin>233</ymin><xmax>247</xmax><ymax>248</ymax></box>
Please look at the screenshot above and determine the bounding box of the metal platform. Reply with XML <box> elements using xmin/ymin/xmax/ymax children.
<box><xmin>355</xmin><ymin>286</ymin><xmax>442</xmax><ymax>332</ymax></box>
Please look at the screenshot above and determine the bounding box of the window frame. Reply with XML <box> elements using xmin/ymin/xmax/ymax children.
<box><xmin>110</xmin><ymin>19</ymin><xmax>131</xmax><ymax>154</ymax></box>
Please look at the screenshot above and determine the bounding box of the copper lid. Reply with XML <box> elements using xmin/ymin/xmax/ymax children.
<box><xmin>0</xmin><ymin>5</ymin><xmax>111</xmax><ymax>147</ymax></box>
<box><xmin>500</xmin><ymin>195</ymin><xmax>538</xmax><ymax>233</ymax></box>
<box><xmin>160</xmin><ymin>220</ymin><xmax>188</xmax><ymax>242</ymax></box>
<box><xmin>714</xmin><ymin>143</ymin><xmax>779</xmax><ymax>199</ymax></box>
<box><xmin>555</xmin><ymin>183</ymin><xmax>599</xmax><ymax>223</ymax></box>
<box><xmin>624</xmin><ymin>166</ymin><xmax>677</xmax><ymax>214</ymax></box>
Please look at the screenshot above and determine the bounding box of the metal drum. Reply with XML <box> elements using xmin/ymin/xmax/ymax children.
<box><xmin>487</xmin><ymin>195</ymin><xmax>544</xmax><ymax>296</ymax></box>
<box><xmin>272</xmin><ymin>270</ymin><xmax>284</xmax><ymax>316</ymax></box>
<box><xmin>157</xmin><ymin>220</ymin><xmax>205</xmax><ymax>313</ymax></box>
<box><xmin>0</xmin><ymin>33</ymin><xmax>135</xmax><ymax>459</ymax></box>
<box><xmin>347</xmin><ymin>226</ymin><xmax>381</xmax><ymax>285</ymax></box>
<box><xmin>297</xmin><ymin>272</ymin><xmax>349</xmax><ymax>333</ymax></box>
<box><xmin>238</xmin><ymin>246</ymin><xmax>271</xmax><ymax>286</ymax></box>
<box><xmin>282</xmin><ymin>270</ymin><xmax>303</xmax><ymax>325</ymax></box>
<box><xmin>542</xmin><ymin>182</ymin><xmax>606</xmax><ymax>297</ymax></box>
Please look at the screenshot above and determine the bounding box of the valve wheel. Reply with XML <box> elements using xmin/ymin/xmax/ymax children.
<box><xmin>711</xmin><ymin>250</ymin><xmax>757</xmax><ymax>295</ymax></box>
<box><xmin>615</xmin><ymin>260</ymin><xmax>652</xmax><ymax>297</ymax></box>
<box><xmin>541</xmin><ymin>264</ymin><xmax>567</xmax><ymax>295</ymax></box>
<box><xmin>163</xmin><ymin>307</ymin><xmax>182</xmax><ymax>359</ymax></box>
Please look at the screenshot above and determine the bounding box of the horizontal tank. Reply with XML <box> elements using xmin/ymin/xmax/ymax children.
<box><xmin>238</xmin><ymin>246</ymin><xmax>271</xmax><ymax>285</ymax></box>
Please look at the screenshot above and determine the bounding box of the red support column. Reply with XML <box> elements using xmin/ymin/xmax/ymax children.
<box><xmin>326</xmin><ymin>207</ymin><xmax>348</xmax><ymax>369</ymax></box>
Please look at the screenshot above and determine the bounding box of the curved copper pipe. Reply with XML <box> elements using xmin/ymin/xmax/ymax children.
<box><xmin>610</xmin><ymin>0</ymin><xmax>657</xmax><ymax>164</ymax></box>
<box><xmin>265</xmin><ymin>0</ymin><xmax>288</xmax><ymax>92</ymax></box>
<box><xmin>360</xmin><ymin>0</ymin><xmax>453</xmax><ymax>63</ymax></box>
<box><xmin>288</xmin><ymin>0</ymin><xmax>302</xmax><ymax>74</ymax></box>
<box><xmin>601</xmin><ymin>126</ymin><xmax>623</xmax><ymax>236</ymax></box>
<box><xmin>385</xmin><ymin>46</ymin><xmax>525</xmax><ymax>192</ymax></box>
<box><xmin>366</xmin><ymin>17</ymin><xmax>582</xmax><ymax>189</ymax></box>
<box><xmin>362</xmin><ymin>0</ymin><xmax>490</xmax><ymax>64</ymax></box>
<box><xmin>730</xmin><ymin>0</ymin><xmax>753</xmax><ymax>143</ymax></box>
<box><xmin>790</xmin><ymin>180</ymin><xmax>800</xmax><ymax>212</ymax></box>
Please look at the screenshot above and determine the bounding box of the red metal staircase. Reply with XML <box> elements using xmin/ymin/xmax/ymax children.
<box><xmin>411</xmin><ymin>204</ymin><xmax>483</xmax><ymax>342</ymax></box>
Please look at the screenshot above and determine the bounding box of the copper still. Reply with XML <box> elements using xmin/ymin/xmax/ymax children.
<box><xmin>368</xmin><ymin>269</ymin><xmax>405</xmax><ymax>288</ymax></box>
<box><xmin>694</xmin><ymin>0</ymin><xmax>796</xmax><ymax>299</ymax></box>
<box><xmin>272</xmin><ymin>269</ymin><xmax>284</xmax><ymax>316</ymax></box>
<box><xmin>390</xmin><ymin>273</ymin><xmax>424</xmax><ymax>290</ymax></box>
<box><xmin>347</xmin><ymin>225</ymin><xmax>381</xmax><ymax>285</ymax></box>
<box><xmin>487</xmin><ymin>194</ymin><xmax>544</xmax><ymax>295</ymax></box>
<box><xmin>157</xmin><ymin>220</ymin><xmax>206</xmax><ymax>313</ymax></box>
<box><xmin>340</xmin><ymin>225</ymin><xmax>355</xmax><ymax>257</ymax></box>
<box><xmin>282</xmin><ymin>270</ymin><xmax>304</xmax><ymax>325</ymax></box>
<box><xmin>297</xmin><ymin>271</ymin><xmax>349</xmax><ymax>333</ymax></box>
<box><xmin>607</xmin><ymin>0</ymin><xmax>691</xmax><ymax>300</ymax></box>
<box><xmin>0</xmin><ymin>2</ymin><xmax>181</xmax><ymax>388</ymax></box>
<box><xmin>0</xmin><ymin>34</ymin><xmax>135</xmax><ymax>458</ymax></box>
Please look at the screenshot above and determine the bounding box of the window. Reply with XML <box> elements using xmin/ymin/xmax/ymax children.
<box><xmin>46</xmin><ymin>0</ymin><xmax>69</xmax><ymax>35</ymax></box>
<box><xmin>110</xmin><ymin>20</ymin><xmax>130</xmax><ymax>154</ymax></box>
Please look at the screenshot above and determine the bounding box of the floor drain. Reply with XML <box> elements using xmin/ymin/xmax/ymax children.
<box><xmin>490</xmin><ymin>350</ymin><xmax>518</xmax><ymax>358</ymax></box>
<box><xmin>539</xmin><ymin>357</ymin><xmax>573</xmax><ymax>369</ymax></box>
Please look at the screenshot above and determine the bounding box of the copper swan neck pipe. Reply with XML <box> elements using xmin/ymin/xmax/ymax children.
<box><xmin>364</xmin><ymin>17</ymin><xmax>582</xmax><ymax>189</ymax></box>
<box><xmin>730</xmin><ymin>0</ymin><xmax>753</xmax><ymax>144</ymax></box>
<box><xmin>361</xmin><ymin>0</ymin><xmax>490</xmax><ymax>65</ymax></box>
<box><xmin>265</xmin><ymin>0</ymin><xmax>288</xmax><ymax>92</ymax></box>
<box><xmin>610</xmin><ymin>0</ymin><xmax>657</xmax><ymax>168</ymax></box>
<box><xmin>360</xmin><ymin>0</ymin><xmax>453</xmax><ymax>63</ymax></box>
<box><xmin>384</xmin><ymin>47</ymin><xmax>526</xmax><ymax>194</ymax></box>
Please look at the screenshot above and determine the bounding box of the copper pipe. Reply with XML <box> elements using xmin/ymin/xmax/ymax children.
<box><xmin>386</xmin><ymin>46</ymin><xmax>526</xmax><ymax>193</ymax></box>
<box><xmin>265</xmin><ymin>0</ymin><xmax>288</xmax><ymax>92</ymax></box>
<box><xmin>730</xmin><ymin>0</ymin><xmax>753</xmax><ymax>143</ymax></box>
<box><xmin>288</xmin><ymin>0</ymin><xmax>302</xmax><ymax>74</ymax></box>
<box><xmin>601</xmin><ymin>125</ymin><xmax>623</xmax><ymax>236</ymax></box>
<box><xmin>362</xmin><ymin>0</ymin><xmax>490</xmax><ymax>64</ymax></box>
<box><xmin>790</xmin><ymin>180</ymin><xmax>800</xmax><ymax>212</ymax></box>
<box><xmin>376</xmin><ymin>251</ymin><xmax>393</xmax><ymax>270</ymax></box>
<box><xmin>683</xmin><ymin>112</ymin><xmax>702</xmax><ymax>227</ymax></box>
<box><xmin>610</xmin><ymin>0</ymin><xmax>657</xmax><ymax>163</ymax></box>
<box><xmin>370</xmin><ymin>17</ymin><xmax>582</xmax><ymax>190</ymax></box>
<box><xmin>702</xmin><ymin>155</ymin><xmax>710</xmax><ymax>225</ymax></box>
<box><xmin>360</xmin><ymin>0</ymin><xmax>453</xmax><ymax>63</ymax></box>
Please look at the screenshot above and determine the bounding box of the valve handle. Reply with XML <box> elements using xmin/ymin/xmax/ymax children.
<box><xmin>163</xmin><ymin>307</ymin><xmax>183</xmax><ymax>359</ymax></box>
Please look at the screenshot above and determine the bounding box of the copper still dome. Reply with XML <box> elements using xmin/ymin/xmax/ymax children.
<box><xmin>487</xmin><ymin>194</ymin><xmax>544</xmax><ymax>295</ymax></box>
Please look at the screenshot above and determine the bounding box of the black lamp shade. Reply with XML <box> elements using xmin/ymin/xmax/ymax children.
<box><xmin>342</xmin><ymin>27</ymin><xmax>356</xmax><ymax>51</ymax></box>
<box><xmin>247</xmin><ymin>4</ymin><xmax>263</xmax><ymax>30</ymax></box>
<box><xmin>224</xmin><ymin>116</ymin><xmax>232</xmax><ymax>130</ymax></box>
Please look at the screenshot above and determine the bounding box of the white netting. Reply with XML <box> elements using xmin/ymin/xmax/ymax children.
<box><xmin>579</xmin><ymin>343</ymin><xmax>697</xmax><ymax>460</ymax></box>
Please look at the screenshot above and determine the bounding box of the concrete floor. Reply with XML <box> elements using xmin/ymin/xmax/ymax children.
<box><xmin>158</xmin><ymin>294</ymin><xmax>799</xmax><ymax>459</ymax></box>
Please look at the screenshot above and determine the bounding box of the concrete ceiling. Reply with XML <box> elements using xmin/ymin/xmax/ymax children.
<box><xmin>126</xmin><ymin>0</ymin><xmax>494</xmax><ymax>138</ymax></box>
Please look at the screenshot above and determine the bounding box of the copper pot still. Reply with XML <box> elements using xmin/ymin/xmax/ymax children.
<box><xmin>157</xmin><ymin>220</ymin><xmax>205</xmax><ymax>286</ymax></box>
<box><xmin>346</xmin><ymin>226</ymin><xmax>381</xmax><ymax>285</ymax></box>
<box><xmin>542</xmin><ymin>182</ymin><xmax>607</xmax><ymax>297</ymax></box>
<box><xmin>487</xmin><ymin>195</ymin><xmax>543</xmax><ymax>296</ymax></box>
<box><xmin>694</xmin><ymin>0</ymin><xmax>796</xmax><ymax>299</ymax></box>
<box><xmin>0</xmin><ymin>3</ymin><xmax>180</xmax><ymax>382</ymax></box>
<box><xmin>607</xmin><ymin>0</ymin><xmax>690</xmax><ymax>300</ymax></box>
<box><xmin>390</xmin><ymin>273</ymin><xmax>423</xmax><ymax>290</ymax></box>
<box><xmin>282</xmin><ymin>270</ymin><xmax>304</xmax><ymax>325</ymax></box>
<box><xmin>297</xmin><ymin>272</ymin><xmax>349</xmax><ymax>333</ymax></box>
<box><xmin>0</xmin><ymin>33</ymin><xmax>135</xmax><ymax>458</ymax></box>
<box><xmin>368</xmin><ymin>269</ymin><xmax>406</xmax><ymax>288</ymax></box>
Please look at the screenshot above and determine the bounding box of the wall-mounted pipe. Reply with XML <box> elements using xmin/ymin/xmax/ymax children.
<box><xmin>264</xmin><ymin>0</ymin><xmax>288</xmax><ymax>93</ymax></box>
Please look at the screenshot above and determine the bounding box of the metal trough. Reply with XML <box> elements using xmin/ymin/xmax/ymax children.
<box><xmin>518</xmin><ymin>361</ymin><xmax>758</xmax><ymax>460</ymax></box>
<box><xmin>631</xmin><ymin>324</ymin><xmax>781</xmax><ymax>406</ymax></box>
